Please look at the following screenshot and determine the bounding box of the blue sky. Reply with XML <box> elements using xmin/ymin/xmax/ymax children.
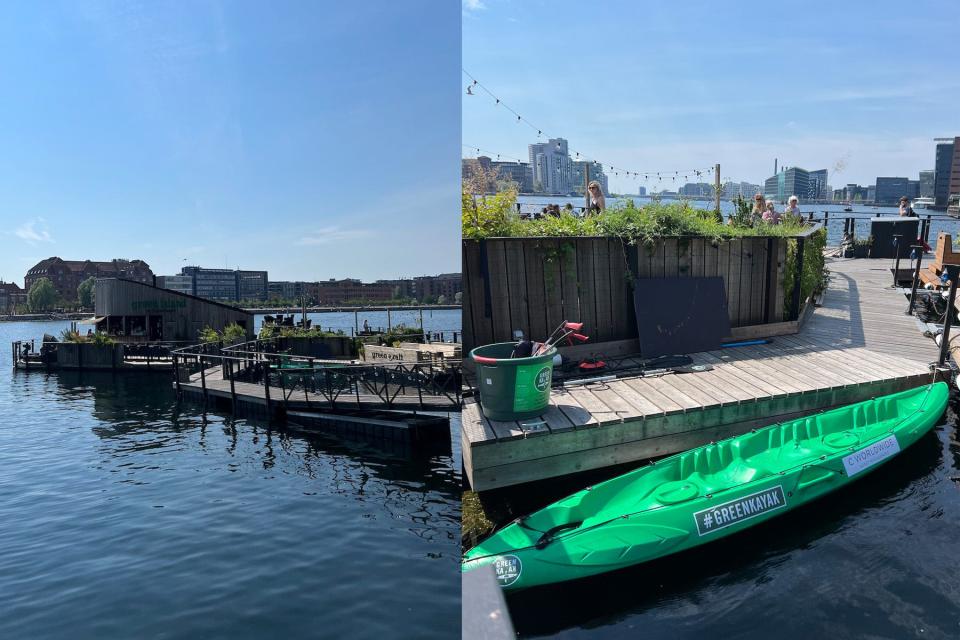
<box><xmin>0</xmin><ymin>1</ymin><xmax>460</xmax><ymax>286</ymax></box>
<box><xmin>463</xmin><ymin>0</ymin><xmax>960</xmax><ymax>194</ymax></box>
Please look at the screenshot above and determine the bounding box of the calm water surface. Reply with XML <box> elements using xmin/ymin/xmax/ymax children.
<box><xmin>0</xmin><ymin>321</ymin><xmax>460</xmax><ymax>639</ymax></box>
<box><xmin>473</xmin><ymin>392</ymin><xmax>960</xmax><ymax>639</ymax></box>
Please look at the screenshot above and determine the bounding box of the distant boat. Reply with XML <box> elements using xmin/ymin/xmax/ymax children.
<box><xmin>843</xmin><ymin>206</ymin><xmax>853</xmax><ymax>212</ymax></box>
<box><xmin>914</xmin><ymin>197</ymin><xmax>935</xmax><ymax>209</ymax></box>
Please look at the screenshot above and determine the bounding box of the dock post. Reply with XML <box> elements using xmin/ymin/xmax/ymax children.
<box><xmin>228</xmin><ymin>358</ymin><xmax>237</xmax><ymax>412</ymax></box>
<box><xmin>173</xmin><ymin>352</ymin><xmax>181</xmax><ymax>397</ymax></box>
<box><xmin>907</xmin><ymin>245</ymin><xmax>924</xmax><ymax>315</ymax></box>
<box><xmin>790</xmin><ymin>237</ymin><xmax>805</xmax><ymax>321</ymax></box>
<box><xmin>892</xmin><ymin>235</ymin><xmax>903</xmax><ymax>287</ymax></box>
<box><xmin>937</xmin><ymin>265</ymin><xmax>960</xmax><ymax>367</ymax></box>
<box><xmin>925</xmin><ymin>214</ymin><xmax>932</xmax><ymax>243</ymax></box>
<box><xmin>199</xmin><ymin>355</ymin><xmax>208</xmax><ymax>407</ymax></box>
<box><xmin>263</xmin><ymin>359</ymin><xmax>273</xmax><ymax>420</ymax></box>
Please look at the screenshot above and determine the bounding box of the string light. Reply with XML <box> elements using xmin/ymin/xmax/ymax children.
<box><xmin>462</xmin><ymin>69</ymin><xmax>714</xmax><ymax>179</ymax></box>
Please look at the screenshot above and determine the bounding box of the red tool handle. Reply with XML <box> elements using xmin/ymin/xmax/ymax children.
<box><xmin>472</xmin><ymin>355</ymin><xmax>499</xmax><ymax>364</ymax></box>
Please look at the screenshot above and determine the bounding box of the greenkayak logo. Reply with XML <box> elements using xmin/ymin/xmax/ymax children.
<box><xmin>493</xmin><ymin>555</ymin><xmax>522</xmax><ymax>588</ymax></box>
<box><xmin>534</xmin><ymin>367</ymin><xmax>551</xmax><ymax>392</ymax></box>
<box><xmin>694</xmin><ymin>486</ymin><xmax>786</xmax><ymax>536</ymax></box>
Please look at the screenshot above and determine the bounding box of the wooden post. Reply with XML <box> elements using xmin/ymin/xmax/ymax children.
<box><xmin>173</xmin><ymin>352</ymin><xmax>181</xmax><ymax>396</ymax></box>
<box><xmin>199</xmin><ymin>355</ymin><xmax>208</xmax><ymax>406</ymax></box>
<box><xmin>387</xmin><ymin>308</ymin><xmax>392</xmax><ymax>330</ymax></box>
<box><xmin>714</xmin><ymin>164</ymin><xmax>721</xmax><ymax>215</ymax></box>
<box><xmin>584</xmin><ymin>162</ymin><xmax>590</xmax><ymax>214</ymax></box>
<box><xmin>892</xmin><ymin>235</ymin><xmax>903</xmax><ymax>287</ymax></box>
<box><xmin>263</xmin><ymin>358</ymin><xmax>273</xmax><ymax>419</ymax></box>
<box><xmin>228</xmin><ymin>358</ymin><xmax>236</xmax><ymax>411</ymax></box>
<box><xmin>354</xmin><ymin>310</ymin><xmax>359</xmax><ymax>335</ymax></box>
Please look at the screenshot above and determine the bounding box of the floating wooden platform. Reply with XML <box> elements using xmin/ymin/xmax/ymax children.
<box><xmin>463</xmin><ymin>258</ymin><xmax>943</xmax><ymax>491</ymax></box>
<box><xmin>176</xmin><ymin>365</ymin><xmax>455</xmax><ymax>442</ymax></box>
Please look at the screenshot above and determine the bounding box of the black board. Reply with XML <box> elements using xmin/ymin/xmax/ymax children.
<box><xmin>632</xmin><ymin>277</ymin><xmax>730</xmax><ymax>358</ymax></box>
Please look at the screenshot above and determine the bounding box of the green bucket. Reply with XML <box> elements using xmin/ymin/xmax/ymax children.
<box><xmin>470</xmin><ymin>342</ymin><xmax>556</xmax><ymax>421</ymax></box>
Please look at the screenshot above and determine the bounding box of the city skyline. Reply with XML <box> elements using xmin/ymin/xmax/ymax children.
<box><xmin>463</xmin><ymin>0</ymin><xmax>960</xmax><ymax>194</ymax></box>
<box><xmin>0</xmin><ymin>2</ymin><xmax>460</xmax><ymax>285</ymax></box>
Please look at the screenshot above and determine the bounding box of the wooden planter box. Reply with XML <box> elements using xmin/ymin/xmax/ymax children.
<box><xmin>278</xmin><ymin>336</ymin><xmax>356</xmax><ymax>359</ymax></box>
<box><xmin>462</xmin><ymin>232</ymin><xmax>817</xmax><ymax>351</ymax></box>
<box><xmin>56</xmin><ymin>343</ymin><xmax>123</xmax><ymax>369</ymax></box>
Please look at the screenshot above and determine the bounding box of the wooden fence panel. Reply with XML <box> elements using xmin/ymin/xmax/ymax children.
<box><xmin>462</xmin><ymin>236</ymin><xmax>790</xmax><ymax>349</ymax></box>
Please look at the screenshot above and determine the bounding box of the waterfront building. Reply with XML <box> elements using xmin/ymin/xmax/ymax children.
<box><xmin>156</xmin><ymin>275</ymin><xmax>193</xmax><ymax>295</ymax></box>
<box><xmin>25</xmin><ymin>257</ymin><xmax>153</xmax><ymax>303</ymax></box>
<box><xmin>679</xmin><ymin>182</ymin><xmax>714</xmax><ymax>197</ymax></box>
<box><xmin>907</xmin><ymin>180</ymin><xmax>920</xmax><ymax>199</ymax></box>
<box><xmin>238</xmin><ymin>270</ymin><xmax>268</xmax><ymax>302</ymax></box>
<box><xmin>867</xmin><ymin>185</ymin><xmax>876</xmax><ymax>202</ymax></box>
<box><xmin>179</xmin><ymin>266</ymin><xmax>268</xmax><ymax>302</ymax></box>
<box><xmin>529</xmin><ymin>138</ymin><xmax>572</xmax><ymax>194</ymax></box>
<box><xmin>723</xmin><ymin>181</ymin><xmax>761</xmax><ymax>200</ymax></box>
<box><xmin>948</xmin><ymin>137</ymin><xmax>960</xmax><ymax>210</ymax></box>
<box><xmin>875</xmin><ymin>177</ymin><xmax>910</xmax><ymax>205</ymax></box>
<box><xmin>638</xmin><ymin>186</ymin><xmax>647</xmax><ymax>196</ymax></box>
<box><xmin>0</xmin><ymin>281</ymin><xmax>27</xmax><ymax>313</ymax></box>
<box><xmin>764</xmin><ymin>167</ymin><xmax>809</xmax><ymax>203</ymax></box>
<box><xmin>93</xmin><ymin>278</ymin><xmax>251</xmax><ymax>342</ymax></box>
<box><xmin>462</xmin><ymin>156</ymin><xmax>496</xmax><ymax>192</ymax></box>
<box><xmin>919</xmin><ymin>170</ymin><xmax>935</xmax><ymax>198</ymax></box>
<box><xmin>934</xmin><ymin>139</ymin><xmax>955</xmax><ymax>207</ymax></box>
<box><xmin>808</xmin><ymin>169</ymin><xmax>829</xmax><ymax>200</ymax></box>
<box><xmin>492</xmin><ymin>160</ymin><xmax>534</xmax><ymax>193</ymax></box>
<box><xmin>267</xmin><ymin>281</ymin><xmax>306</xmax><ymax>301</ymax></box>
<box><xmin>413</xmin><ymin>273</ymin><xmax>462</xmax><ymax>302</ymax></box>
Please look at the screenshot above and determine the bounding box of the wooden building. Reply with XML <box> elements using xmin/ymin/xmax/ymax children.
<box><xmin>93</xmin><ymin>278</ymin><xmax>252</xmax><ymax>342</ymax></box>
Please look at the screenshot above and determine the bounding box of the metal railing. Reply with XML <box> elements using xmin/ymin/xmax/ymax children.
<box><xmin>170</xmin><ymin>337</ymin><xmax>462</xmax><ymax>416</ymax></box>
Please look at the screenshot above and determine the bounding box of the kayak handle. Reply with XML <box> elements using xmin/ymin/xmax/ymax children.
<box><xmin>472</xmin><ymin>355</ymin><xmax>499</xmax><ymax>365</ymax></box>
<box><xmin>535</xmin><ymin>520</ymin><xmax>584</xmax><ymax>550</ymax></box>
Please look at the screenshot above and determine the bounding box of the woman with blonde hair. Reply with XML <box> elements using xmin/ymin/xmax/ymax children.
<box><xmin>587</xmin><ymin>181</ymin><xmax>605</xmax><ymax>214</ymax></box>
<box><xmin>751</xmin><ymin>194</ymin><xmax>766</xmax><ymax>223</ymax></box>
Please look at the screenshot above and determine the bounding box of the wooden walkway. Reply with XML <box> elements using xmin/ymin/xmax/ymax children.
<box><xmin>177</xmin><ymin>365</ymin><xmax>460</xmax><ymax>413</ymax></box>
<box><xmin>463</xmin><ymin>257</ymin><xmax>942</xmax><ymax>491</ymax></box>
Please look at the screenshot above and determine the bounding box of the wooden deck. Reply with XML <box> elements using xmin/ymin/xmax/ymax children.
<box><xmin>463</xmin><ymin>257</ymin><xmax>943</xmax><ymax>491</ymax></box>
<box><xmin>177</xmin><ymin>365</ymin><xmax>460</xmax><ymax>413</ymax></box>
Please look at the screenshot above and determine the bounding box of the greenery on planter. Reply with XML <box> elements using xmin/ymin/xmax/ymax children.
<box><xmin>462</xmin><ymin>185</ymin><xmax>811</xmax><ymax>244</ymax></box>
<box><xmin>198</xmin><ymin>323</ymin><xmax>247</xmax><ymax>344</ymax></box>
<box><xmin>58</xmin><ymin>329</ymin><xmax>115</xmax><ymax>345</ymax></box>
<box><xmin>782</xmin><ymin>228</ymin><xmax>829</xmax><ymax>320</ymax></box>
<box><xmin>380</xmin><ymin>323</ymin><xmax>424</xmax><ymax>347</ymax></box>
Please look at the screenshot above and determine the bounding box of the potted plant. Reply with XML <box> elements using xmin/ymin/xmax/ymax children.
<box><xmin>853</xmin><ymin>236</ymin><xmax>872</xmax><ymax>258</ymax></box>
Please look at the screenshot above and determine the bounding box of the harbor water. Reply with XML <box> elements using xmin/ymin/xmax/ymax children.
<box><xmin>0</xmin><ymin>319</ymin><xmax>461</xmax><ymax>639</ymax></box>
<box><xmin>518</xmin><ymin>196</ymin><xmax>959</xmax><ymax>247</ymax></box>
<box><xmin>252</xmin><ymin>307</ymin><xmax>461</xmax><ymax>338</ymax></box>
<box><xmin>469</xmin><ymin>393</ymin><xmax>960</xmax><ymax>638</ymax></box>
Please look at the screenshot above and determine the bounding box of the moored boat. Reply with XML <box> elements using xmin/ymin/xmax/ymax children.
<box><xmin>462</xmin><ymin>382</ymin><xmax>949</xmax><ymax>591</ymax></box>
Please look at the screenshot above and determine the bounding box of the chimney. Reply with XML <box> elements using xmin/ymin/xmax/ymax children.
<box><xmin>774</xmin><ymin>159</ymin><xmax>778</xmax><ymax>175</ymax></box>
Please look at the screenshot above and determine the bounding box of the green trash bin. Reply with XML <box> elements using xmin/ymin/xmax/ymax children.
<box><xmin>470</xmin><ymin>342</ymin><xmax>556</xmax><ymax>421</ymax></box>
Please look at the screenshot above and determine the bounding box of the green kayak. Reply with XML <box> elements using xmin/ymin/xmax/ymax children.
<box><xmin>462</xmin><ymin>382</ymin><xmax>949</xmax><ymax>591</ymax></box>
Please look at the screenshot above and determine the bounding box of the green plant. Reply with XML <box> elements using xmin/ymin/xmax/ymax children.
<box><xmin>222</xmin><ymin>322</ymin><xmax>247</xmax><ymax>343</ymax></box>
<box><xmin>90</xmin><ymin>332</ymin><xmax>115</xmax><ymax>346</ymax></box>
<box><xmin>198</xmin><ymin>326</ymin><xmax>220</xmax><ymax>343</ymax></box>
<box><xmin>59</xmin><ymin>329</ymin><xmax>82</xmax><ymax>343</ymax></box>
<box><xmin>854</xmin><ymin>236</ymin><xmax>873</xmax><ymax>247</ymax></box>
<box><xmin>380</xmin><ymin>323</ymin><xmax>424</xmax><ymax>347</ymax></box>
<box><xmin>782</xmin><ymin>229</ymin><xmax>828</xmax><ymax>320</ymax></box>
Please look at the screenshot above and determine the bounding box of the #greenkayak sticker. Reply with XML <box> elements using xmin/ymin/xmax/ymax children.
<box><xmin>842</xmin><ymin>435</ymin><xmax>900</xmax><ymax>477</ymax></box>
<box><xmin>493</xmin><ymin>555</ymin><xmax>522</xmax><ymax>588</ymax></box>
<box><xmin>694</xmin><ymin>486</ymin><xmax>786</xmax><ymax>536</ymax></box>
